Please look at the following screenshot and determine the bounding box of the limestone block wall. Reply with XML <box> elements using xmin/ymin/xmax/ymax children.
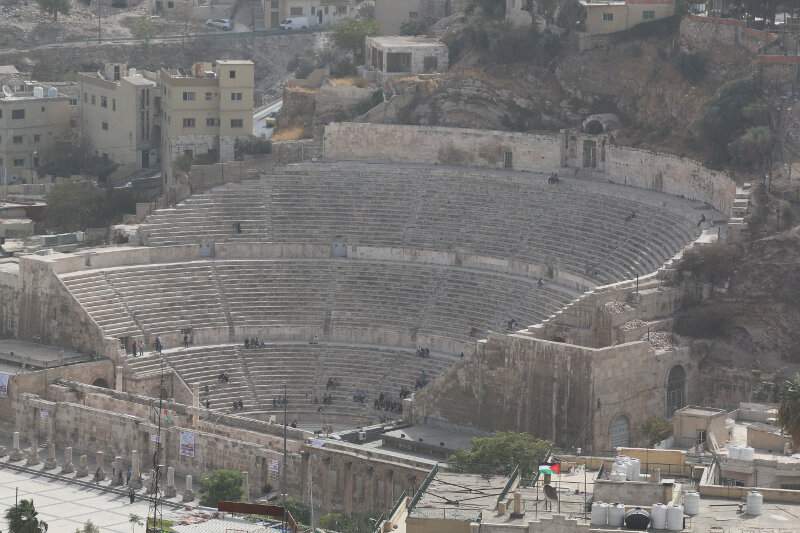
<box><xmin>604</xmin><ymin>146</ymin><xmax>736</xmax><ymax>216</ymax></box>
<box><xmin>593</xmin><ymin>480</ymin><xmax>672</xmax><ymax>506</ymax></box>
<box><xmin>323</xmin><ymin>123</ymin><xmax>561</xmax><ymax>172</ymax></box>
<box><xmin>0</xmin><ymin>271</ymin><xmax>19</xmax><ymax>339</ymax></box>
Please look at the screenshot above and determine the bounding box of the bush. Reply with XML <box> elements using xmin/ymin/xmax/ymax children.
<box><xmin>199</xmin><ymin>470</ymin><xmax>244</xmax><ymax>508</ymax></box>
<box><xmin>400</xmin><ymin>15</ymin><xmax>436</xmax><ymax>36</ymax></box>
<box><xmin>674</xmin><ymin>305</ymin><xmax>732</xmax><ymax>338</ymax></box>
<box><xmin>287</xmin><ymin>53</ymin><xmax>315</xmax><ymax>79</ymax></box>
<box><xmin>697</xmin><ymin>80</ymin><xmax>758</xmax><ymax>163</ymax></box>
<box><xmin>330</xmin><ymin>59</ymin><xmax>357</xmax><ymax>78</ymax></box>
<box><xmin>267</xmin><ymin>497</ymin><xmax>310</xmax><ymax>525</ymax></box>
<box><xmin>44</xmin><ymin>181</ymin><xmax>135</xmax><ymax>233</ymax></box>
<box><xmin>677</xmin><ymin>241</ymin><xmax>742</xmax><ymax>285</ymax></box>
<box><xmin>728</xmin><ymin>126</ymin><xmax>774</xmax><ymax>169</ymax></box>
<box><xmin>235</xmin><ymin>134</ymin><xmax>272</xmax><ymax>159</ymax></box>
<box><xmin>675</xmin><ymin>51</ymin><xmax>706</xmax><ymax>82</ymax></box>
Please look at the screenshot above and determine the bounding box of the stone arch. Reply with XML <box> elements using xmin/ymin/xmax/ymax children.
<box><xmin>666</xmin><ymin>365</ymin><xmax>686</xmax><ymax>418</ymax></box>
<box><xmin>610</xmin><ymin>414</ymin><xmax>630</xmax><ymax>449</ymax></box>
<box><xmin>92</xmin><ymin>377</ymin><xmax>110</xmax><ymax>389</ymax></box>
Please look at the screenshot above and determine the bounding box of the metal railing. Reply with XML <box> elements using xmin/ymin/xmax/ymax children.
<box><xmin>496</xmin><ymin>465</ymin><xmax>519</xmax><ymax>506</ymax></box>
<box><xmin>407</xmin><ymin>463</ymin><xmax>439</xmax><ymax>512</ymax></box>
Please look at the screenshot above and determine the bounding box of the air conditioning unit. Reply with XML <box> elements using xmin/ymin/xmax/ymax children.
<box><xmin>357</xmin><ymin>431</ymin><xmax>367</xmax><ymax>441</ymax></box>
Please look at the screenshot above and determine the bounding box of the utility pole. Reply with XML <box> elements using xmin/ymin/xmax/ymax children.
<box><xmin>282</xmin><ymin>379</ymin><xmax>287</xmax><ymax>533</ymax></box>
<box><xmin>98</xmin><ymin>0</ymin><xmax>101</xmax><ymax>44</ymax></box>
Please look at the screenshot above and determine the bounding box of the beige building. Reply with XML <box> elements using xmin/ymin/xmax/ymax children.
<box><xmin>282</xmin><ymin>0</ymin><xmax>357</xmax><ymax>27</ymax></box>
<box><xmin>78</xmin><ymin>64</ymin><xmax>160</xmax><ymax>176</ymax></box>
<box><xmin>580</xmin><ymin>0</ymin><xmax>674</xmax><ymax>35</ymax></box>
<box><xmin>374</xmin><ymin>0</ymin><xmax>466</xmax><ymax>35</ymax></box>
<box><xmin>672</xmin><ymin>405</ymin><xmax>729</xmax><ymax>449</ymax></box>
<box><xmin>365</xmin><ymin>36</ymin><xmax>449</xmax><ymax>83</ymax></box>
<box><xmin>0</xmin><ymin>79</ymin><xmax>77</xmax><ymax>186</ymax></box>
<box><xmin>159</xmin><ymin>60</ymin><xmax>254</xmax><ymax>187</ymax></box>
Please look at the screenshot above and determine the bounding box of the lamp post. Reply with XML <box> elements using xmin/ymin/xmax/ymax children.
<box><xmin>282</xmin><ymin>379</ymin><xmax>287</xmax><ymax>532</ymax></box>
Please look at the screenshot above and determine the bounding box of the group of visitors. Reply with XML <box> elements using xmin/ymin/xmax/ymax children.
<box><xmin>415</xmin><ymin>346</ymin><xmax>430</xmax><ymax>358</ymax></box>
<box><xmin>244</xmin><ymin>337</ymin><xmax>265</xmax><ymax>349</ymax></box>
<box><xmin>507</xmin><ymin>319</ymin><xmax>517</xmax><ymax>331</ymax></box>
<box><xmin>373</xmin><ymin>392</ymin><xmax>402</xmax><ymax>413</ymax></box>
<box><xmin>272</xmin><ymin>396</ymin><xmax>288</xmax><ymax>407</ymax></box>
<box><xmin>399</xmin><ymin>386</ymin><xmax>411</xmax><ymax>399</ymax></box>
<box><xmin>232</xmin><ymin>399</ymin><xmax>245</xmax><ymax>411</ymax></box>
<box><xmin>217</xmin><ymin>371</ymin><xmax>230</xmax><ymax>383</ymax></box>
<box><xmin>326</xmin><ymin>377</ymin><xmax>339</xmax><ymax>389</ymax></box>
<box><xmin>154</xmin><ymin>335</ymin><xmax>163</xmax><ymax>354</ymax></box>
<box><xmin>130</xmin><ymin>341</ymin><xmax>145</xmax><ymax>357</ymax></box>
<box><xmin>414</xmin><ymin>371</ymin><xmax>429</xmax><ymax>390</ymax></box>
<box><xmin>232</xmin><ymin>222</ymin><xmax>242</xmax><ymax>235</ymax></box>
<box><xmin>352</xmin><ymin>391</ymin><xmax>367</xmax><ymax>403</ymax></box>
<box><xmin>584</xmin><ymin>264</ymin><xmax>600</xmax><ymax>277</ymax></box>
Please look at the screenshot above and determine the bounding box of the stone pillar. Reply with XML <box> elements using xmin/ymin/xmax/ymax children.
<box><xmin>164</xmin><ymin>466</ymin><xmax>177</xmax><ymax>498</ymax></box>
<box><xmin>514</xmin><ymin>491</ymin><xmax>522</xmax><ymax>514</ymax></box>
<box><xmin>116</xmin><ymin>367</ymin><xmax>123</xmax><ymax>392</ymax></box>
<box><xmin>95</xmin><ymin>451</ymin><xmax>105</xmax><ymax>481</ymax></box>
<box><xmin>242</xmin><ymin>471</ymin><xmax>249</xmax><ymax>503</ymax></box>
<box><xmin>26</xmin><ymin>437</ymin><xmax>40</xmax><ymax>466</ymax></box>
<box><xmin>114</xmin><ymin>456</ymin><xmax>123</xmax><ymax>484</ymax></box>
<box><xmin>62</xmin><ymin>447</ymin><xmax>75</xmax><ymax>474</ymax></box>
<box><xmin>183</xmin><ymin>475</ymin><xmax>195</xmax><ymax>501</ymax></box>
<box><xmin>497</xmin><ymin>501</ymin><xmax>506</xmax><ymax>515</ymax></box>
<box><xmin>43</xmin><ymin>442</ymin><xmax>56</xmax><ymax>470</ymax></box>
<box><xmin>9</xmin><ymin>431</ymin><xmax>24</xmax><ymax>461</ymax></box>
<box><xmin>652</xmin><ymin>468</ymin><xmax>661</xmax><ymax>483</ymax></box>
<box><xmin>0</xmin><ymin>441</ymin><xmax>7</xmax><ymax>457</ymax></box>
<box><xmin>77</xmin><ymin>454</ymin><xmax>89</xmax><ymax>477</ymax></box>
<box><xmin>193</xmin><ymin>383</ymin><xmax>200</xmax><ymax>408</ymax></box>
<box><xmin>129</xmin><ymin>450</ymin><xmax>140</xmax><ymax>489</ymax></box>
<box><xmin>469</xmin><ymin>523</ymin><xmax>480</xmax><ymax>533</ymax></box>
<box><xmin>343</xmin><ymin>462</ymin><xmax>353</xmax><ymax>515</ymax></box>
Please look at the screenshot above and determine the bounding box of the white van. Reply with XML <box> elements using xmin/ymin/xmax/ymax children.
<box><xmin>280</xmin><ymin>17</ymin><xmax>310</xmax><ymax>30</ymax></box>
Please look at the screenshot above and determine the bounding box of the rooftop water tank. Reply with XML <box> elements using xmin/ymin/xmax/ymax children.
<box><xmin>590</xmin><ymin>502</ymin><xmax>608</xmax><ymax>525</ymax></box>
<box><xmin>746</xmin><ymin>491</ymin><xmax>763</xmax><ymax>516</ymax></box>
<box><xmin>631</xmin><ymin>458</ymin><xmax>641</xmax><ymax>479</ymax></box>
<box><xmin>651</xmin><ymin>504</ymin><xmax>668</xmax><ymax>529</ymax></box>
<box><xmin>624</xmin><ymin>507</ymin><xmax>651</xmax><ymax>531</ymax></box>
<box><xmin>684</xmin><ymin>491</ymin><xmax>700</xmax><ymax>516</ymax></box>
<box><xmin>129</xmin><ymin>68</ymin><xmax>136</xmax><ymax>77</ymax></box>
<box><xmin>47</xmin><ymin>87</ymin><xmax>57</xmax><ymax>98</ymax></box>
<box><xmin>33</xmin><ymin>86</ymin><xmax>43</xmax><ymax>98</ymax></box>
<box><xmin>607</xmin><ymin>503</ymin><xmax>625</xmax><ymax>527</ymax></box>
<box><xmin>728</xmin><ymin>445</ymin><xmax>741</xmax><ymax>459</ymax></box>
<box><xmin>610</xmin><ymin>471</ymin><xmax>627</xmax><ymax>482</ymax></box>
<box><xmin>666</xmin><ymin>504</ymin><xmax>683</xmax><ymax>531</ymax></box>
<box><xmin>741</xmin><ymin>446</ymin><xmax>755</xmax><ymax>461</ymax></box>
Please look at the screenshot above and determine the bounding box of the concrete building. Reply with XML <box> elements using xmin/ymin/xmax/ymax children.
<box><xmin>283</xmin><ymin>0</ymin><xmax>357</xmax><ymax>27</ymax></box>
<box><xmin>672</xmin><ymin>406</ymin><xmax>728</xmax><ymax>449</ymax></box>
<box><xmin>78</xmin><ymin>64</ymin><xmax>160</xmax><ymax>177</ymax></box>
<box><xmin>374</xmin><ymin>0</ymin><xmax>466</xmax><ymax>35</ymax></box>
<box><xmin>159</xmin><ymin>60</ymin><xmax>254</xmax><ymax>187</ymax></box>
<box><xmin>580</xmin><ymin>0</ymin><xmax>675</xmax><ymax>36</ymax></box>
<box><xmin>365</xmin><ymin>36</ymin><xmax>449</xmax><ymax>83</ymax></box>
<box><xmin>0</xmin><ymin>79</ymin><xmax>78</xmax><ymax>186</ymax></box>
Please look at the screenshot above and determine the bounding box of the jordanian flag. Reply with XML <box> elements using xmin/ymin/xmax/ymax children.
<box><xmin>539</xmin><ymin>463</ymin><xmax>560</xmax><ymax>475</ymax></box>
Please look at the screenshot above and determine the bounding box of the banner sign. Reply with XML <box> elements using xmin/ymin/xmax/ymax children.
<box><xmin>269</xmin><ymin>459</ymin><xmax>279</xmax><ymax>472</ymax></box>
<box><xmin>179</xmin><ymin>431</ymin><xmax>195</xmax><ymax>458</ymax></box>
<box><xmin>0</xmin><ymin>373</ymin><xmax>8</xmax><ymax>398</ymax></box>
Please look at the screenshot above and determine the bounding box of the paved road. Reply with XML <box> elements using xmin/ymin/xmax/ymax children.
<box><xmin>0</xmin><ymin>27</ymin><xmax>319</xmax><ymax>53</ymax></box>
<box><xmin>253</xmin><ymin>99</ymin><xmax>282</xmax><ymax>137</ymax></box>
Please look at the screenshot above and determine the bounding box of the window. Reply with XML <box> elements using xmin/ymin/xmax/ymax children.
<box><xmin>13</xmin><ymin>159</ymin><xmax>24</xmax><ymax>167</ymax></box>
<box><xmin>13</xmin><ymin>136</ymin><xmax>22</xmax><ymax>144</ymax></box>
<box><xmin>311</xmin><ymin>7</ymin><xmax>315</xmax><ymax>14</ymax></box>
<box><xmin>206</xmin><ymin>118</ymin><xmax>218</xmax><ymax>126</ymax></box>
<box><xmin>781</xmin><ymin>484</ymin><xmax>800</xmax><ymax>490</ymax></box>
<box><xmin>697</xmin><ymin>429</ymin><xmax>707</xmax><ymax>443</ymax></box>
<box><xmin>290</xmin><ymin>7</ymin><xmax>303</xmax><ymax>15</ymax></box>
<box><xmin>183</xmin><ymin>91</ymin><xmax>195</xmax><ymax>101</ymax></box>
<box><xmin>102</xmin><ymin>122</ymin><xmax>108</xmax><ymax>130</ymax></box>
<box><xmin>11</xmin><ymin>109</ymin><xmax>24</xmax><ymax>119</ymax></box>
<box><xmin>602</xmin><ymin>12</ymin><xmax>613</xmax><ymax>21</ymax></box>
<box><xmin>231</xmin><ymin>92</ymin><xmax>242</xmax><ymax>101</ymax></box>
<box><xmin>33</xmin><ymin>134</ymin><xmax>40</xmax><ymax>142</ymax></box>
<box><xmin>271</xmin><ymin>0</ymin><xmax>278</xmax><ymax>7</ymax></box>
<box><xmin>69</xmin><ymin>98</ymin><xmax>77</xmax><ymax>106</ymax></box>
<box><xmin>230</xmin><ymin>119</ymin><xmax>243</xmax><ymax>128</ymax></box>
<box><xmin>183</xmin><ymin>118</ymin><xmax>195</xmax><ymax>127</ymax></box>
<box><xmin>205</xmin><ymin>92</ymin><xmax>212</xmax><ymax>100</ymax></box>
<box><xmin>643</xmin><ymin>10</ymin><xmax>655</xmax><ymax>19</ymax></box>
<box><xmin>324</xmin><ymin>6</ymin><xmax>329</xmax><ymax>14</ymax></box>
<box><xmin>101</xmin><ymin>95</ymin><xmax>107</xmax><ymax>108</ymax></box>
<box><xmin>83</xmin><ymin>92</ymin><xmax>87</xmax><ymax>103</ymax></box>
<box><xmin>504</xmin><ymin>151</ymin><xmax>513</xmax><ymax>169</ymax></box>
<box><xmin>112</xmin><ymin>99</ymin><xmax>116</xmax><ymax>111</ymax></box>
<box><xmin>167</xmin><ymin>0</ymin><xmax>174</xmax><ymax>7</ymax></box>
<box><xmin>229</xmin><ymin>70</ymin><xmax>236</xmax><ymax>79</ymax></box>
<box><xmin>91</xmin><ymin>95</ymin><xmax>96</xmax><ymax>105</ymax></box>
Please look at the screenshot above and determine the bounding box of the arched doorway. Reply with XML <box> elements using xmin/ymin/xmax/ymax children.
<box><xmin>667</xmin><ymin>365</ymin><xmax>686</xmax><ymax>418</ymax></box>
<box><xmin>92</xmin><ymin>378</ymin><xmax>110</xmax><ymax>389</ymax></box>
<box><xmin>610</xmin><ymin>415</ymin><xmax>630</xmax><ymax>449</ymax></box>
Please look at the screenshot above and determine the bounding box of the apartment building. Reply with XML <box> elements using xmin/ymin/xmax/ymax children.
<box><xmin>374</xmin><ymin>0</ymin><xmax>466</xmax><ymax>35</ymax></box>
<box><xmin>159</xmin><ymin>60</ymin><xmax>254</xmax><ymax>187</ymax></box>
<box><xmin>0</xmin><ymin>79</ymin><xmax>78</xmax><ymax>185</ymax></box>
<box><xmin>262</xmin><ymin>0</ymin><xmax>356</xmax><ymax>28</ymax></box>
<box><xmin>78</xmin><ymin>64</ymin><xmax>160</xmax><ymax>176</ymax></box>
<box><xmin>580</xmin><ymin>0</ymin><xmax>675</xmax><ymax>35</ymax></box>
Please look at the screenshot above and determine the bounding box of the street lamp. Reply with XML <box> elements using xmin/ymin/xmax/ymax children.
<box><xmin>282</xmin><ymin>379</ymin><xmax>287</xmax><ymax>532</ymax></box>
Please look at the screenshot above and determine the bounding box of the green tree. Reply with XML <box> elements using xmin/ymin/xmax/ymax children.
<box><xmin>447</xmin><ymin>431</ymin><xmax>552</xmax><ymax>478</ymax></box>
<box><xmin>778</xmin><ymin>374</ymin><xmax>800</xmax><ymax>447</ymax></box>
<box><xmin>316</xmin><ymin>511</ymin><xmax>382</xmax><ymax>533</ymax></box>
<box><xmin>43</xmin><ymin>181</ymin><xmax>135</xmax><ymax>232</ymax></box>
<box><xmin>198</xmin><ymin>469</ymin><xmax>244</xmax><ymax>507</ymax></box>
<box><xmin>74</xmin><ymin>520</ymin><xmax>100</xmax><ymax>533</ymax></box>
<box><xmin>728</xmin><ymin>126</ymin><xmax>775</xmax><ymax>169</ymax></box>
<box><xmin>5</xmin><ymin>499</ymin><xmax>48</xmax><ymax>533</ymax></box>
<box><xmin>36</xmin><ymin>0</ymin><xmax>69</xmax><ymax>22</ymax></box>
<box><xmin>674</xmin><ymin>51</ymin><xmax>706</xmax><ymax>83</ymax></box>
<box><xmin>641</xmin><ymin>416</ymin><xmax>673</xmax><ymax>448</ymax></box>
<box><xmin>697</xmin><ymin>80</ymin><xmax>757</xmax><ymax>163</ymax></box>
<box><xmin>128</xmin><ymin>513</ymin><xmax>144</xmax><ymax>533</ymax></box>
<box><xmin>400</xmin><ymin>15</ymin><xmax>436</xmax><ymax>36</ymax></box>
<box><xmin>331</xmin><ymin>18</ymin><xmax>382</xmax><ymax>63</ymax></box>
<box><xmin>62</xmin><ymin>70</ymin><xmax>78</xmax><ymax>82</ymax></box>
<box><xmin>267</xmin><ymin>497</ymin><xmax>310</xmax><ymax>525</ymax></box>
<box><xmin>132</xmin><ymin>17</ymin><xmax>159</xmax><ymax>59</ymax></box>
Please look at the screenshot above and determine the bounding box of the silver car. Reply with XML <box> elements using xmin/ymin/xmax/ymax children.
<box><xmin>205</xmin><ymin>18</ymin><xmax>233</xmax><ymax>30</ymax></box>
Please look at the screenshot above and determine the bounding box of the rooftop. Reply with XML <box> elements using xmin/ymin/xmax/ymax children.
<box><xmin>367</xmin><ymin>36</ymin><xmax>446</xmax><ymax>48</ymax></box>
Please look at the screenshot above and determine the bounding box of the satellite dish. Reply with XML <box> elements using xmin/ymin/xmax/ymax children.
<box><xmin>543</xmin><ymin>484</ymin><xmax>558</xmax><ymax>502</ymax></box>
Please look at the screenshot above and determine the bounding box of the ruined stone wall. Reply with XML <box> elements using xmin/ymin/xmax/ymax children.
<box><xmin>0</xmin><ymin>268</ymin><xmax>20</xmax><ymax>339</ymax></box>
<box><xmin>323</xmin><ymin>123</ymin><xmax>561</xmax><ymax>172</ymax></box>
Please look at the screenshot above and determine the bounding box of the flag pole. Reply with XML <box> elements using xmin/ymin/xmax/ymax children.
<box><xmin>557</xmin><ymin>463</ymin><xmax>560</xmax><ymax>514</ymax></box>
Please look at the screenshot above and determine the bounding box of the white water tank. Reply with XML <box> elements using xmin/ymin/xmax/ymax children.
<box><xmin>591</xmin><ymin>502</ymin><xmax>608</xmax><ymax>525</ymax></box>
<box><xmin>47</xmin><ymin>86</ymin><xmax>57</xmax><ymax>98</ymax></box>
<box><xmin>746</xmin><ymin>491</ymin><xmax>763</xmax><ymax>516</ymax></box>
<box><xmin>611</xmin><ymin>471</ymin><xmax>627</xmax><ymax>482</ymax></box>
<box><xmin>608</xmin><ymin>503</ymin><xmax>625</xmax><ymax>527</ymax></box>
<box><xmin>631</xmin><ymin>458</ymin><xmax>641</xmax><ymax>479</ymax></box>
<box><xmin>728</xmin><ymin>445</ymin><xmax>741</xmax><ymax>459</ymax></box>
<box><xmin>129</xmin><ymin>68</ymin><xmax>136</xmax><ymax>77</ymax></box>
<box><xmin>33</xmin><ymin>86</ymin><xmax>43</xmax><ymax>98</ymax></box>
<box><xmin>651</xmin><ymin>504</ymin><xmax>668</xmax><ymax>529</ymax></box>
<box><xmin>741</xmin><ymin>446</ymin><xmax>755</xmax><ymax>461</ymax></box>
<box><xmin>666</xmin><ymin>504</ymin><xmax>683</xmax><ymax>531</ymax></box>
<box><xmin>683</xmin><ymin>491</ymin><xmax>700</xmax><ymax>516</ymax></box>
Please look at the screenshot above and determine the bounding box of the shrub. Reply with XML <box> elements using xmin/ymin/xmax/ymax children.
<box><xmin>287</xmin><ymin>53</ymin><xmax>315</xmax><ymax>79</ymax></box>
<box><xmin>641</xmin><ymin>416</ymin><xmax>673</xmax><ymax>447</ymax></box>
<box><xmin>330</xmin><ymin>59</ymin><xmax>357</xmax><ymax>78</ymax></box>
<box><xmin>675</xmin><ymin>51</ymin><xmax>706</xmax><ymax>82</ymax></box>
<box><xmin>674</xmin><ymin>305</ymin><xmax>732</xmax><ymax>338</ymax></box>
<box><xmin>199</xmin><ymin>470</ymin><xmax>244</xmax><ymax>508</ymax></box>
<box><xmin>677</xmin><ymin>241</ymin><xmax>742</xmax><ymax>285</ymax></box>
<box><xmin>235</xmin><ymin>135</ymin><xmax>272</xmax><ymax>159</ymax></box>
<box><xmin>697</xmin><ymin>80</ymin><xmax>758</xmax><ymax>163</ymax></box>
<box><xmin>728</xmin><ymin>126</ymin><xmax>774</xmax><ymax>169</ymax></box>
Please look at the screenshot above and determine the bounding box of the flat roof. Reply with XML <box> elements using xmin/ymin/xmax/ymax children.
<box><xmin>216</xmin><ymin>59</ymin><xmax>254</xmax><ymax>65</ymax></box>
<box><xmin>410</xmin><ymin>471</ymin><xmax>508</xmax><ymax>521</ymax></box>
<box><xmin>368</xmin><ymin>36</ymin><xmax>446</xmax><ymax>47</ymax></box>
<box><xmin>384</xmin><ymin>424</ymin><xmax>485</xmax><ymax>452</ymax></box>
<box><xmin>677</xmin><ymin>406</ymin><xmax>727</xmax><ymax>417</ymax></box>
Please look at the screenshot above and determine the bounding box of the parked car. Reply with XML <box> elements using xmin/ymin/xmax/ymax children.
<box><xmin>280</xmin><ymin>17</ymin><xmax>310</xmax><ymax>30</ymax></box>
<box><xmin>205</xmin><ymin>18</ymin><xmax>233</xmax><ymax>30</ymax></box>
<box><xmin>265</xmin><ymin>110</ymin><xmax>279</xmax><ymax>127</ymax></box>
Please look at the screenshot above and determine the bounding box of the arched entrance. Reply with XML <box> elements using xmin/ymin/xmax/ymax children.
<box><xmin>92</xmin><ymin>378</ymin><xmax>110</xmax><ymax>389</ymax></box>
<box><xmin>667</xmin><ymin>365</ymin><xmax>686</xmax><ymax>418</ymax></box>
<box><xmin>610</xmin><ymin>415</ymin><xmax>630</xmax><ymax>449</ymax></box>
